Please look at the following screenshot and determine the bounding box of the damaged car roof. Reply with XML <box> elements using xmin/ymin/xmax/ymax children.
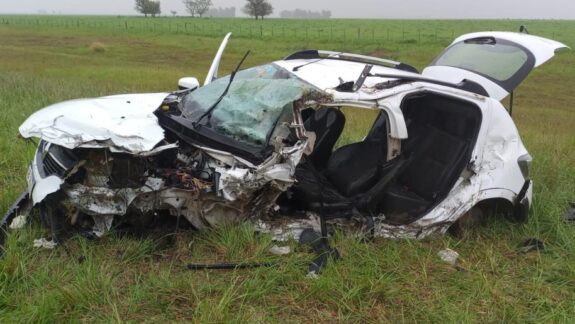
<box><xmin>275</xmin><ymin>58</ymin><xmax>423</xmax><ymax>101</ymax></box>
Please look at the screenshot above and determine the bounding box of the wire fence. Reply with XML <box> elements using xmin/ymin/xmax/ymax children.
<box><xmin>0</xmin><ymin>16</ymin><xmax>571</xmax><ymax>45</ymax></box>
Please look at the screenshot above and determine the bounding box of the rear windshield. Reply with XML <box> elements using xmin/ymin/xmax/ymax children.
<box><xmin>433</xmin><ymin>38</ymin><xmax>531</xmax><ymax>82</ymax></box>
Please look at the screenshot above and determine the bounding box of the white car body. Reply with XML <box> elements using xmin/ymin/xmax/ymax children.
<box><xmin>5</xmin><ymin>31</ymin><xmax>566</xmax><ymax>240</ymax></box>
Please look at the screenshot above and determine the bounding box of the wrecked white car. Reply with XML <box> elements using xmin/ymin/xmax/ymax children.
<box><xmin>2</xmin><ymin>31</ymin><xmax>567</xmax><ymax>245</ymax></box>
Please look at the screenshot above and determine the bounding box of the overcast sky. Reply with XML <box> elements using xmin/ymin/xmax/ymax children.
<box><xmin>2</xmin><ymin>0</ymin><xmax>574</xmax><ymax>19</ymax></box>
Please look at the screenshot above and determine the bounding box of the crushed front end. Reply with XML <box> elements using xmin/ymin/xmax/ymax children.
<box><xmin>10</xmin><ymin>63</ymin><xmax>326</xmax><ymax>242</ymax></box>
<box><xmin>25</xmin><ymin>137</ymin><xmax>304</xmax><ymax>239</ymax></box>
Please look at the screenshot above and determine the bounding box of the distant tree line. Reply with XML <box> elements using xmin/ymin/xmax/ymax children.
<box><xmin>134</xmin><ymin>0</ymin><xmax>273</xmax><ymax>19</ymax></box>
<box><xmin>280</xmin><ymin>9</ymin><xmax>331</xmax><ymax>19</ymax></box>
<box><xmin>207</xmin><ymin>7</ymin><xmax>236</xmax><ymax>18</ymax></box>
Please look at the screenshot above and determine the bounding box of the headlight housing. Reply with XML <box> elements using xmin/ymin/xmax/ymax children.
<box><xmin>517</xmin><ymin>153</ymin><xmax>533</xmax><ymax>180</ymax></box>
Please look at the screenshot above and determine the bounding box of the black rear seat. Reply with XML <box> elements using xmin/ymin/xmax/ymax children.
<box><xmin>381</xmin><ymin>126</ymin><xmax>468</xmax><ymax>224</ymax></box>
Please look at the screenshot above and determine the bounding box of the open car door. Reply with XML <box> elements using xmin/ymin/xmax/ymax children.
<box><xmin>204</xmin><ymin>32</ymin><xmax>232</xmax><ymax>86</ymax></box>
<box><xmin>422</xmin><ymin>32</ymin><xmax>568</xmax><ymax>100</ymax></box>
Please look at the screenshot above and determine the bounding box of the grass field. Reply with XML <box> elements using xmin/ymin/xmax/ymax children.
<box><xmin>0</xmin><ymin>16</ymin><xmax>574</xmax><ymax>322</ymax></box>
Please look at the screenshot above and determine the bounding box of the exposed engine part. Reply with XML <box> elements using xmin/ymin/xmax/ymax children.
<box><xmin>23</xmin><ymin>135</ymin><xmax>301</xmax><ymax>240</ymax></box>
<box><xmin>155</xmin><ymin>168</ymin><xmax>213</xmax><ymax>192</ymax></box>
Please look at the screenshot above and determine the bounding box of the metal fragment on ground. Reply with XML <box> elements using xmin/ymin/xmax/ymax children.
<box><xmin>518</xmin><ymin>238</ymin><xmax>545</xmax><ymax>253</ymax></box>
<box><xmin>564</xmin><ymin>202</ymin><xmax>575</xmax><ymax>223</ymax></box>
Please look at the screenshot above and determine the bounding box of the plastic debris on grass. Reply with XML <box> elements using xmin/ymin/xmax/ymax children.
<box><xmin>269</xmin><ymin>245</ymin><xmax>291</xmax><ymax>256</ymax></box>
<box><xmin>438</xmin><ymin>248</ymin><xmax>460</xmax><ymax>265</ymax></box>
<box><xmin>33</xmin><ymin>238</ymin><xmax>58</xmax><ymax>249</ymax></box>
<box><xmin>9</xmin><ymin>215</ymin><xmax>27</xmax><ymax>230</ymax></box>
<box><xmin>564</xmin><ymin>202</ymin><xmax>575</xmax><ymax>223</ymax></box>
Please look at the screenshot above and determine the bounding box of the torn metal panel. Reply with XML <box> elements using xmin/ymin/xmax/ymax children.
<box><xmin>30</xmin><ymin>175</ymin><xmax>63</xmax><ymax>205</ymax></box>
<box><xmin>64</xmin><ymin>184</ymin><xmax>141</xmax><ymax>216</ymax></box>
<box><xmin>136</xmin><ymin>142</ymin><xmax>179</xmax><ymax>157</ymax></box>
<box><xmin>214</xmin><ymin>141</ymin><xmax>306</xmax><ymax>202</ymax></box>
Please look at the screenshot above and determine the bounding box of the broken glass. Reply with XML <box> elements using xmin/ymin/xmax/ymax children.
<box><xmin>182</xmin><ymin>64</ymin><xmax>317</xmax><ymax>147</ymax></box>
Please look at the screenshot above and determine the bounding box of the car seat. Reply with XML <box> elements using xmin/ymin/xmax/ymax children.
<box><xmin>304</xmin><ymin>107</ymin><xmax>346</xmax><ymax>168</ymax></box>
<box><xmin>381</xmin><ymin>126</ymin><xmax>468</xmax><ymax>224</ymax></box>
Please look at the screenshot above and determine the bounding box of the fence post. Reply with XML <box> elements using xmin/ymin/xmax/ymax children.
<box><xmin>330</xmin><ymin>25</ymin><xmax>333</xmax><ymax>41</ymax></box>
<box><xmin>260</xmin><ymin>25</ymin><xmax>263</xmax><ymax>37</ymax></box>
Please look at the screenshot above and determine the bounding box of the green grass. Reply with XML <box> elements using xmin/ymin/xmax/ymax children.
<box><xmin>0</xmin><ymin>16</ymin><xmax>574</xmax><ymax>322</ymax></box>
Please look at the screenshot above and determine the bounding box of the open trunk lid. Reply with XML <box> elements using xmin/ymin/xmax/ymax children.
<box><xmin>423</xmin><ymin>32</ymin><xmax>568</xmax><ymax>100</ymax></box>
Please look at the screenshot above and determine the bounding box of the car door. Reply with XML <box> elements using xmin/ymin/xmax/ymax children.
<box><xmin>422</xmin><ymin>32</ymin><xmax>567</xmax><ymax>100</ymax></box>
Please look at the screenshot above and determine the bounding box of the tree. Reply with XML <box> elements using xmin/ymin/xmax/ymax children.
<box><xmin>243</xmin><ymin>0</ymin><xmax>273</xmax><ymax>20</ymax></box>
<box><xmin>171</xmin><ymin>10</ymin><xmax>177</xmax><ymax>17</ymax></box>
<box><xmin>147</xmin><ymin>1</ymin><xmax>161</xmax><ymax>17</ymax></box>
<box><xmin>135</xmin><ymin>0</ymin><xmax>148</xmax><ymax>16</ymax></box>
<box><xmin>135</xmin><ymin>0</ymin><xmax>161</xmax><ymax>17</ymax></box>
<box><xmin>183</xmin><ymin>0</ymin><xmax>213</xmax><ymax>18</ymax></box>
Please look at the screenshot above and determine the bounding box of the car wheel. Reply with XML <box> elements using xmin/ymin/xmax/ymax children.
<box><xmin>448</xmin><ymin>206</ymin><xmax>485</xmax><ymax>237</ymax></box>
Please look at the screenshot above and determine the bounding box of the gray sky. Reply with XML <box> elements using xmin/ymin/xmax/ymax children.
<box><xmin>2</xmin><ymin>0</ymin><xmax>574</xmax><ymax>19</ymax></box>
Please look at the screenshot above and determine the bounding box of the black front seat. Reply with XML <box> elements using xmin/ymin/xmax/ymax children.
<box><xmin>304</xmin><ymin>107</ymin><xmax>345</xmax><ymax>168</ymax></box>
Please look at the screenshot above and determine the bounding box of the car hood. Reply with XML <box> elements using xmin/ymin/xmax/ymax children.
<box><xmin>19</xmin><ymin>93</ymin><xmax>170</xmax><ymax>154</ymax></box>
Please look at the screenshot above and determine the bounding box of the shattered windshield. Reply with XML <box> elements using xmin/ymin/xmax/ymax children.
<box><xmin>182</xmin><ymin>63</ymin><xmax>317</xmax><ymax>147</ymax></box>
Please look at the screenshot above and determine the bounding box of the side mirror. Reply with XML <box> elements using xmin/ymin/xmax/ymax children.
<box><xmin>178</xmin><ymin>77</ymin><xmax>200</xmax><ymax>91</ymax></box>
